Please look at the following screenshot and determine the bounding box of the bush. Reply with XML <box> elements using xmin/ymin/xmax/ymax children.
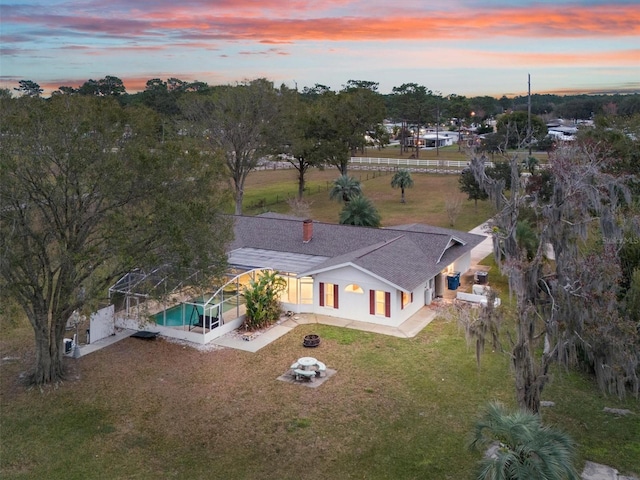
<box><xmin>243</xmin><ymin>271</ymin><xmax>286</xmax><ymax>330</ymax></box>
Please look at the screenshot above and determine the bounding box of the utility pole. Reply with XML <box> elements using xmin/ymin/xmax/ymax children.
<box><xmin>527</xmin><ymin>73</ymin><xmax>532</xmax><ymax>156</ymax></box>
<box><xmin>435</xmin><ymin>105</ymin><xmax>440</xmax><ymax>157</ymax></box>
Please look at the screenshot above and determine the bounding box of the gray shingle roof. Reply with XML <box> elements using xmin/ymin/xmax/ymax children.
<box><xmin>228</xmin><ymin>215</ymin><xmax>485</xmax><ymax>291</ymax></box>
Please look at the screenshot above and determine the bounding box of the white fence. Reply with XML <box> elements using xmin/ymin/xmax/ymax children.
<box><xmin>90</xmin><ymin>304</ymin><xmax>115</xmax><ymax>344</ymax></box>
<box><xmin>349</xmin><ymin>157</ymin><xmax>490</xmax><ymax>173</ymax></box>
<box><xmin>350</xmin><ymin>157</ymin><xmax>472</xmax><ymax>168</ymax></box>
<box><xmin>258</xmin><ymin>157</ymin><xmax>551</xmax><ymax>173</ymax></box>
<box><xmin>349</xmin><ymin>157</ymin><xmax>553</xmax><ymax>172</ymax></box>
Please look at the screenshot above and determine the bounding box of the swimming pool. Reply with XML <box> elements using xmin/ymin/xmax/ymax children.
<box><xmin>153</xmin><ymin>297</ymin><xmax>241</xmax><ymax>327</ymax></box>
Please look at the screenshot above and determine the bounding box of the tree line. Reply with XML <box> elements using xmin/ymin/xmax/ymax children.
<box><xmin>11</xmin><ymin>76</ymin><xmax>640</xmax><ymax>119</ymax></box>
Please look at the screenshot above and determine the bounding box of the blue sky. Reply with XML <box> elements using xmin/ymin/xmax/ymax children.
<box><xmin>1</xmin><ymin>0</ymin><xmax>638</xmax><ymax>97</ymax></box>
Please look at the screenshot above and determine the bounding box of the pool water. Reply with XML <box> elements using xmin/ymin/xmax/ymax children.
<box><xmin>153</xmin><ymin>298</ymin><xmax>240</xmax><ymax>327</ymax></box>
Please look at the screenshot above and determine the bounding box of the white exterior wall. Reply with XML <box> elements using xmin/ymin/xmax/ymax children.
<box><xmin>405</xmin><ymin>281</ymin><xmax>428</xmax><ymax>316</ymax></box>
<box><xmin>280</xmin><ymin>302</ymin><xmax>303</xmax><ymax>314</ymax></box>
<box><xmin>90</xmin><ymin>305</ymin><xmax>115</xmax><ymax>343</ymax></box>
<box><xmin>310</xmin><ymin>266</ymin><xmax>429</xmax><ymax>327</ymax></box>
<box><xmin>115</xmin><ymin>312</ymin><xmax>244</xmax><ymax>344</ymax></box>
<box><xmin>452</xmin><ymin>251</ymin><xmax>472</xmax><ymax>275</ymax></box>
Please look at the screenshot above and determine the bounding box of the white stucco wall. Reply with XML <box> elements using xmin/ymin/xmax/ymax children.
<box><xmin>452</xmin><ymin>251</ymin><xmax>472</xmax><ymax>275</ymax></box>
<box><xmin>309</xmin><ymin>266</ymin><xmax>427</xmax><ymax>327</ymax></box>
<box><xmin>114</xmin><ymin>312</ymin><xmax>245</xmax><ymax>344</ymax></box>
<box><xmin>89</xmin><ymin>305</ymin><xmax>115</xmax><ymax>343</ymax></box>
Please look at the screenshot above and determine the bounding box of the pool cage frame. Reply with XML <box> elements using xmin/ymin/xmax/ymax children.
<box><xmin>109</xmin><ymin>265</ymin><xmax>268</xmax><ymax>342</ymax></box>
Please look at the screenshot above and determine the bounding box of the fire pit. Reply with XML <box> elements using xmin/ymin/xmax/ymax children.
<box><xmin>302</xmin><ymin>334</ymin><xmax>321</xmax><ymax>348</ymax></box>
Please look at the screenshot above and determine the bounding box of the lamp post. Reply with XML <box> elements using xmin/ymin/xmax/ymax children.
<box><xmin>470</xmin><ymin>111</ymin><xmax>476</xmax><ymax>148</ymax></box>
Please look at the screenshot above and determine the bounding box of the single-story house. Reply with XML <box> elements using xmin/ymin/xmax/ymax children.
<box><xmin>99</xmin><ymin>214</ymin><xmax>485</xmax><ymax>344</ymax></box>
<box><xmin>228</xmin><ymin>214</ymin><xmax>485</xmax><ymax>327</ymax></box>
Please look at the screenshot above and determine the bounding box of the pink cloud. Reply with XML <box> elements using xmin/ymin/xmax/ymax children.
<box><xmin>3</xmin><ymin>3</ymin><xmax>638</xmax><ymax>45</ymax></box>
<box><xmin>478</xmin><ymin>48</ymin><xmax>640</xmax><ymax>67</ymax></box>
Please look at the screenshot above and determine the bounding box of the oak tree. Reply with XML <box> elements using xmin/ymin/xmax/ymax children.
<box><xmin>181</xmin><ymin>78</ymin><xmax>281</xmax><ymax>214</ymax></box>
<box><xmin>0</xmin><ymin>95</ymin><xmax>231</xmax><ymax>385</ymax></box>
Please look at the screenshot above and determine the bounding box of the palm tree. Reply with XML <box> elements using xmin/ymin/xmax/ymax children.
<box><xmin>390</xmin><ymin>169</ymin><xmax>414</xmax><ymax>203</ymax></box>
<box><xmin>329</xmin><ymin>174</ymin><xmax>362</xmax><ymax>203</ymax></box>
<box><xmin>470</xmin><ymin>402</ymin><xmax>580</xmax><ymax>480</ymax></box>
<box><xmin>515</xmin><ymin>219</ymin><xmax>538</xmax><ymax>261</ymax></box>
<box><xmin>339</xmin><ymin>195</ymin><xmax>381</xmax><ymax>227</ymax></box>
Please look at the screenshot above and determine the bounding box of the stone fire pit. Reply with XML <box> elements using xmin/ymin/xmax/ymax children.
<box><xmin>302</xmin><ymin>334</ymin><xmax>320</xmax><ymax>348</ymax></box>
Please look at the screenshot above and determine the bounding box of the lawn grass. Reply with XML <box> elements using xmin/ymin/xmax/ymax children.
<box><xmin>243</xmin><ymin>168</ymin><xmax>496</xmax><ymax>231</ymax></box>
<box><xmin>239</xmin><ymin>143</ymin><xmax>542</xmax><ymax>226</ymax></box>
<box><xmin>2</xmin><ymin>311</ymin><xmax>638</xmax><ymax>479</ymax></box>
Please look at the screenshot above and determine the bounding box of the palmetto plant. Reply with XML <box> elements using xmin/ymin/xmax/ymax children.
<box><xmin>338</xmin><ymin>195</ymin><xmax>381</xmax><ymax>227</ymax></box>
<box><xmin>329</xmin><ymin>174</ymin><xmax>362</xmax><ymax>203</ymax></box>
<box><xmin>470</xmin><ymin>402</ymin><xmax>580</xmax><ymax>480</ymax></box>
<box><xmin>390</xmin><ymin>168</ymin><xmax>414</xmax><ymax>203</ymax></box>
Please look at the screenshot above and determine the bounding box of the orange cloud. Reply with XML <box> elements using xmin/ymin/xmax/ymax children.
<box><xmin>477</xmin><ymin>49</ymin><xmax>640</xmax><ymax>67</ymax></box>
<box><xmin>538</xmin><ymin>83</ymin><xmax>640</xmax><ymax>95</ymax></box>
<box><xmin>147</xmin><ymin>6</ymin><xmax>638</xmax><ymax>42</ymax></box>
<box><xmin>4</xmin><ymin>4</ymin><xmax>639</xmax><ymax>44</ymax></box>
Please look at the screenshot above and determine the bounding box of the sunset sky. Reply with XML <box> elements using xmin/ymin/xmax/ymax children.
<box><xmin>1</xmin><ymin>0</ymin><xmax>639</xmax><ymax>97</ymax></box>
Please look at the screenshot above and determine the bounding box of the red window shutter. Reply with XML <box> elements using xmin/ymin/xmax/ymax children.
<box><xmin>385</xmin><ymin>292</ymin><xmax>391</xmax><ymax>318</ymax></box>
<box><xmin>333</xmin><ymin>284</ymin><xmax>339</xmax><ymax>309</ymax></box>
<box><xmin>369</xmin><ymin>290</ymin><xmax>375</xmax><ymax>315</ymax></box>
<box><xmin>319</xmin><ymin>282</ymin><xmax>325</xmax><ymax>307</ymax></box>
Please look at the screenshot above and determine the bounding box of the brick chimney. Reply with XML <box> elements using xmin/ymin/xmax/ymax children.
<box><xmin>303</xmin><ymin>219</ymin><xmax>313</xmax><ymax>243</ymax></box>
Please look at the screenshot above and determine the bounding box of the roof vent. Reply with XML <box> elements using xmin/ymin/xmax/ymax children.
<box><xmin>303</xmin><ymin>219</ymin><xmax>313</xmax><ymax>243</ymax></box>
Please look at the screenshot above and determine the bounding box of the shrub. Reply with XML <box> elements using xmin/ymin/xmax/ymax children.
<box><xmin>243</xmin><ymin>271</ymin><xmax>286</xmax><ymax>330</ymax></box>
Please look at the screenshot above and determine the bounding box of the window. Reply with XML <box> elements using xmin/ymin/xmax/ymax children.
<box><xmin>369</xmin><ymin>290</ymin><xmax>390</xmax><ymax>317</ymax></box>
<box><xmin>401</xmin><ymin>291</ymin><xmax>413</xmax><ymax>309</ymax></box>
<box><xmin>326</xmin><ymin>283</ymin><xmax>334</xmax><ymax>307</ymax></box>
<box><xmin>275</xmin><ymin>275</ymin><xmax>313</xmax><ymax>305</ymax></box>
<box><xmin>278</xmin><ymin>273</ymin><xmax>298</xmax><ymax>303</ymax></box>
<box><xmin>344</xmin><ymin>284</ymin><xmax>363</xmax><ymax>294</ymax></box>
<box><xmin>319</xmin><ymin>282</ymin><xmax>339</xmax><ymax>309</ymax></box>
<box><xmin>300</xmin><ymin>277</ymin><xmax>313</xmax><ymax>305</ymax></box>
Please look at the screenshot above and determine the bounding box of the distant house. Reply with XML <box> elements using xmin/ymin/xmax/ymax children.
<box><xmin>402</xmin><ymin>132</ymin><xmax>457</xmax><ymax>149</ymax></box>
<box><xmin>546</xmin><ymin>120</ymin><xmax>578</xmax><ymax>142</ymax></box>
<box><xmin>228</xmin><ymin>214</ymin><xmax>484</xmax><ymax>327</ymax></box>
